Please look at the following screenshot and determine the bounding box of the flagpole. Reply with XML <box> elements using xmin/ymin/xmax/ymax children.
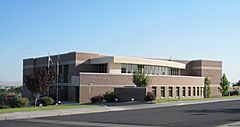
<box><xmin>56</xmin><ymin>53</ymin><xmax>59</xmax><ymax>103</ymax></box>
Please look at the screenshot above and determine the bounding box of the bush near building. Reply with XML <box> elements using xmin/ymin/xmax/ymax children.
<box><xmin>31</xmin><ymin>96</ymin><xmax>55</xmax><ymax>106</ymax></box>
<box><xmin>91</xmin><ymin>95</ymin><xmax>104</xmax><ymax>103</ymax></box>
<box><xmin>103</xmin><ymin>92</ymin><xmax>118</xmax><ymax>102</ymax></box>
<box><xmin>16</xmin><ymin>98</ymin><xmax>29</xmax><ymax>108</ymax></box>
<box><xmin>0</xmin><ymin>94</ymin><xmax>18</xmax><ymax>108</ymax></box>
<box><xmin>0</xmin><ymin>95</ymin><xmax>29</xmax><ymax>109</ymax></box>
<box><xmin>144</xmin><ymin>92</ymin><xmax>156</xmax><ymax>101</ymax></box>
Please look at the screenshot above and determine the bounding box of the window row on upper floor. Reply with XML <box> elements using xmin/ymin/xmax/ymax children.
<box><xmin>121</xmin><ymin>64</ymin><xmax>180</xmax><ymax>76</ymax></box>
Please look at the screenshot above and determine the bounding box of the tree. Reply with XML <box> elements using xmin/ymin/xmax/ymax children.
<box><xmin>204</xmin><ymin>77</ymin><xmax>211</xmax><ymax>98</ymax></box>
<box><xmin>39</xmin><ymin>68</ymin><xmax>56</xmax><ymax>96</ymax></box>
<box><xmin>24</xmin><ymin>72</ymin><xmax>42</xmax><ymax>107</ymax></box>
<box><xmin>24</xmin><ymin>68</ymin><xmax>56</xmax><ymax>107</ymax></box>
<box><xmin>218</xmin><ymin>73</ymin><xmax>230</xmax><ymax>96</ymax></box>
<box><xmin>133</xmin><ymin>69</ymin><xmax>151</xmax><ymax>87</ymax></box>
<box><xmin>14</xmin><ymin>86</ymin><xmax>23</xmax><ymax>95</ymax></box>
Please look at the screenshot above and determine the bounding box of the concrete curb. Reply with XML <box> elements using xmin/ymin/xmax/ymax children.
<box><xmin>0</xmin><ymin>107</ymin><xmax>111</xmax><ymax>120</ymax></box>
<box><xmin>217</xmin><ymin>121</ymin><xmax>240</xmax><ymax>127</ymax></box>
<box><xmin>0</xmin><ymin>98</ymin><xmax>240</xmax><ymax>121</ymax></box>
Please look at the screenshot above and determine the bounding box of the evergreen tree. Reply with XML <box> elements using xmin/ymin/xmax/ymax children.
<box><xmin>204</xmin><ymin>77</ymin><xmax>211</xmax><ymax>98</ymax></box>
<box><xmin>219</xmin><ymin>73</ymin><xmax>230</xmax><ymax>96</ymax></box>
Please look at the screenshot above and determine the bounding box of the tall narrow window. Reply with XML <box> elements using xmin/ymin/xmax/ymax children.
<box><xmin>127</xmin><ymin>64</ymin><xmax>133</xmax><ymax>73</ymax></box>
<box><xmin>152</xmin><ymin>86</ymin><xmax>157</xmax><ymax>97</ymax></box>
<box><xmin>151</xmin><ymin>66</ymin><xmax>155</xmax><ymax>75</ymax></box>
<box><xmin>98</xmin><ymin>64</ymin><xmax>107</xmax><ymax>73</ymax></box>
<box><xmin>121</xmin><ymin>64</ymin><xmax>127</xmax><ymax>73</ymax></box>
<box><xmin>63</xmin><ymin>65</ymin><xmax>69</xmax><ymax>83</ymax></box>
<box><xmin>132</xmin><ymin>65</ymin><xmax>138</xmax><ymax>73</ymax></box>
<box><xmin>182</xmin><ymin>87</ymin><xmax>186</xmax><ymax>97</ymax></box>
<box><xmin>169</xmin><ymin>87</ymin><xmax>173</xmax><ymax>97</ymax></box>
<box><xmin>193</xmin><ymin>87</ymin><xmax>196</xmax><ymax>96</ymax></box>
<box><xmin>156</xmin><ymin>67</ymin><xmax>160</xmax><ymax>75</ymax></box>
<box><xmin>161</xmin><ymin>87</ymin><xmax>165</xmax><ymax>97</ymax></box>
<box><xmin>188</xmin><ymin>87</ymin><xmax>191</xmax><ymax>96</ymax></box>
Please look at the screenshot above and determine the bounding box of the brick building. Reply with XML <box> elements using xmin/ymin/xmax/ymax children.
<box><xmin>23</xmin><ymin>52</ymin><xmax>222</xmax><ymax>103</ymax></box>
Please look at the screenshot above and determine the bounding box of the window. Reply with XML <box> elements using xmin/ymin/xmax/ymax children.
<box><xmin>151</xmin><ymin>66</ymin><xmax>155</xmax><ymax>75</ymax></box>
<box><xmin>121</xmin><ymin>64</ymin><xmax>181</xmax><ymax>76</ymax></box>
<box><xmin>127</xmin><ymin>64</ymin><xmax>133</xmax><ymax>73</ymax></box>
<box><xmin>188</xmin><ymin>87</ymin><xmax>191</xmax><ymax>96</ymax></box>
<box><xmin>98</xmin><ymin>64</ymin><xmax>107</xmax><ymax>73</ymax></box>
<box><xmin>193</xmin><ymin>87</ymin><xmax>196</xmax><ymax>96</ymax></box>
<box><xmin>182</xmin><ymin>87</ymin><xmax>186</xmax><ymax>97</ymax></box>
<box><xmin>161</xmin><ymin>87</ymin><xmax>165</xmax><ymax>97</ymax></box>
<box><xmin>132</xmin><ymin>65</ymin><xmax>138</xmax><ymax>73</ymax></box>
<box><xmin>121</xmin><ymin>64</ymin><xmax>127</xmax><ymax>73</ymax></box>
<box><xmin>58</xmin><ymin>65</ymin><xmax>63</xmax><ymax>83</ymax></box>
<box><xmin>176</xmin><ymin>87</ymin><xmax>180</xmax><ymax>97</ymax></box>
<box><xmin>63</xmin><ymin>65</ymin><xmax>69</xmax><ymax>83</ymax></box>
<box><xmin>138</xmin><ymin>65</ymin><xmax>144</xmax><ymax>72</ymax></box>
<box><xmin>156</xmin><ymin>67</ymin><xmax>160</xmax><ymax>75</ymax></box>
<box><xmin>147</xmin><ymin>66</ymin><xmax>151</xmax><ymax>74</ymax></box>
<box><xmin>152</xmin><ymin>86</ymin><xmax>157</xmax><ymax>97</ymax></box>
<box><xmin>162</xmin><ymin>67</ymin><xmax>165</xmax><ymax>75</ymax></box>
<box><xmin>169</xmin><ymin>87</ymin><xmax>173</xmax><ymax>97</ymax></box>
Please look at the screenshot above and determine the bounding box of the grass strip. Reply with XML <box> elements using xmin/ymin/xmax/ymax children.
<box><xmin>0</xmin><ymin>104</ymin><xmax>96</xmax><ymax>114</ymax></box>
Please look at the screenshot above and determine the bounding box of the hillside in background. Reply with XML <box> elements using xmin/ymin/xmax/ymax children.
<box><xmin>0</xmin><ymin>81</ymin><xmax>22</xmax><ymax>86</ymax></box>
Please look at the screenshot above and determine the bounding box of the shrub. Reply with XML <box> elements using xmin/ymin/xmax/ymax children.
<box><xmin>91</xmin><ymin>95</ymin><xmax>104</xmax><ymax>103</ymax></box>
<box><xmin>230</xmin><ymin>90</ymin><xmax>240</xmax><ymax>96</ymax></box>
<box><xmin>16</xmin><ymin>98</ymin><xmax>29</xmax><ymax>108</ymax></box>
<box><xmin>144</xmin><ymin>92</ymin><xmax>156</xmax><ymax>101</ymax></box>
<box><xmin>103</xmin><ymin>92</ymin><xmax>118</xmax><ymax>102</ymax></box>
<box><xmin>41</xmin><ymin>97</ymin><xmax>54</xmax><ymax>106</ymax></box>
<box><xmin>0</xmin><ymin>103</ymin><xmax>11</xmax><ymax>109</ymax></box>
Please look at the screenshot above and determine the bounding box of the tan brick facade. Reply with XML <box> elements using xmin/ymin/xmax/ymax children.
<box><xmin>23</xmin><ymin>52</ymin><xmax>222</xmax><ymax>104</ymax></box>
<box><xmin>78</xmin><ymin>73</ymin><xmax>204</xmax><ymax>103</ymax></box>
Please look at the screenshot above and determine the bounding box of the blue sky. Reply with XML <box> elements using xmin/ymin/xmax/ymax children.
<box><xmin>0</xmin><ymin>0</ymin><xmax>240</xmax><ymax>83</ymax></box>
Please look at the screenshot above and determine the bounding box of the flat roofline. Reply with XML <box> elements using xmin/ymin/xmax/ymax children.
<box><xmin>23</xmin><ymin>51</ymin><xmax>76</xmax><ymax>60</ymax></box>
<box><xmin>90</xmin><ymin>56</ymin><xmax>186</xmax><ymax>69</ymax></box>
<box><xmin>190</xmin><ymin>59</ymin><xmax>222</xmax><ymax>62</ymax></box>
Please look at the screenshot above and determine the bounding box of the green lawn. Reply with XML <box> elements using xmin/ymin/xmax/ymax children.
<box><xmin>0</xmin><ymin>104</ymin><xmax>96</xmax><ymax>114</ymax></box>
<box><xmin>154</xmin><ymin>95</ymin><xmax>240</xmax><ymax>104</ymax></box>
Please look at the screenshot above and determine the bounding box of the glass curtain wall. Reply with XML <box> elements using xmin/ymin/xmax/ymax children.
<box><xmin>121</xmin><ymin>63</ymin><xmax>180</xmax><ymax>76</ymax></box>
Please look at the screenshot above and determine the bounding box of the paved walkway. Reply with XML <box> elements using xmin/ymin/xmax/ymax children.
<box><xmin>1</xmin><ymin>97</ymin><xmax>240</xmax><ymax>127</ymax></box>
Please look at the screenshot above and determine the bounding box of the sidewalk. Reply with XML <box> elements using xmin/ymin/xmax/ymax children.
<box><xmin>0</xmin><ymin>98</ymin><xmax>240</xmax><ymax>121</ymax></box>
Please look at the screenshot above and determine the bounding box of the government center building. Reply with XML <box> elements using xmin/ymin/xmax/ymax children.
<box><xmin>23</xmin><ymin>52</ymin><xmax>222</xmax><ymax>103</ymax></box>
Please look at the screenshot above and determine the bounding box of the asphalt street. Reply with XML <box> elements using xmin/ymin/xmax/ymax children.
<box><xmin>1</xmin><ymin>100</ymin><xmax>240</xmax><ymax>127</ymax></box>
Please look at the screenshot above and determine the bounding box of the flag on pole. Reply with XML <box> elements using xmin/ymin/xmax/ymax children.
<box><xmin>48</xmin><ymin>53</ymin><xmax>54</xmax><ymax>69</ymax></box>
